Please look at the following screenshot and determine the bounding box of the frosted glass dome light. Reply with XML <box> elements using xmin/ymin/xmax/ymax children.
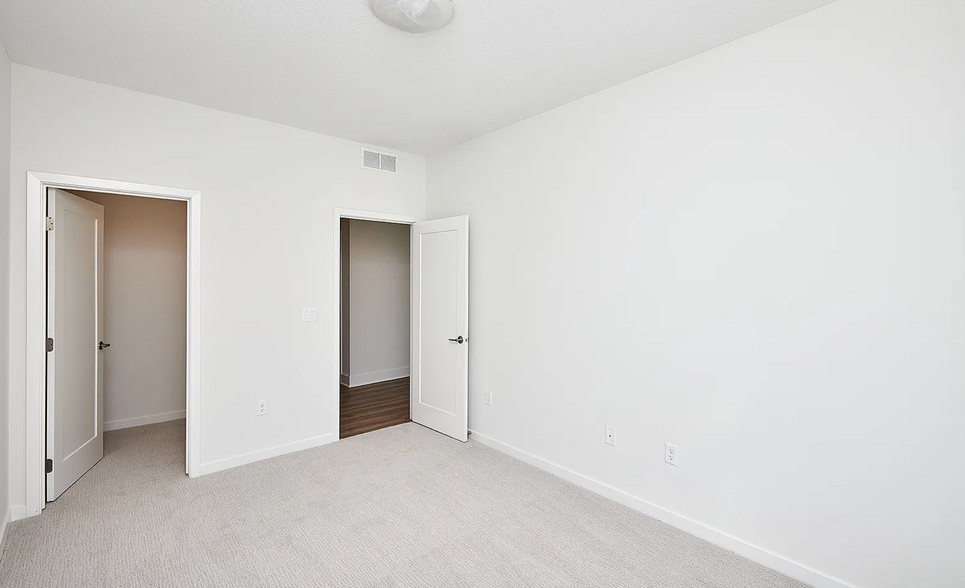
<box><xmin>368</xmin><ymin>0</ymin><xmax>454</xmax><ymax>34</ymax></box>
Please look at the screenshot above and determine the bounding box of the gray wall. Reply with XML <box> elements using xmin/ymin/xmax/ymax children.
<box><xmin>341</xmin><ymin>219</ymin><xmax>410</xmax><ymax>387</ymax></box>
<box><xmin>339</xmin><ymin>218</ymin><xmax>350</xmax><ymax>381</ymax></box>
<box><xmin>75</xmin><ymin>191</ymin><xmax>187</xmax><ymax>429</ymax></box>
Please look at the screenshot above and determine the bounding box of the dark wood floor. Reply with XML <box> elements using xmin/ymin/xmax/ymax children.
<box><xmin>339</xmin><ymin>377</ymin><xmax>411</xmax><ymax>439</ymax></box>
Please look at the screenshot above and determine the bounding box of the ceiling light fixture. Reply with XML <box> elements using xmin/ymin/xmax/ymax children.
<box><xmin>368</xmin><ymin>0</ymin><xmax>454</xmax><ymax>34</ymax></box>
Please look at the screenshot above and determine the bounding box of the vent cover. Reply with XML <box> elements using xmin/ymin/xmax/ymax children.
<box><xmin>362</xmin><ymin>149</ymin><xmax>397</xmax><ymax>173</ymax></box>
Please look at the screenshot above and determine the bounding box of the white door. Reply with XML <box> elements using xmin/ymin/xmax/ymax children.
<box><xmin>46</xmin><ymin>188</ymin><xmax>106</xmax><ymax>501</ymax></box>
<box><xmin>410</xmin><ymin>216</ymin><xmax>469</xmax><ymax>442</ymax></box>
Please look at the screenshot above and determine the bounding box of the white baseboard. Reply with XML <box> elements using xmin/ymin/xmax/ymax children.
<box><xmin>104</xmin><ymin>410</ymin><xmax>186</xmax><ymax>431</ymax></box>
<box><xmin>347</xmin><ymin>367</ymin><xmax>409</xmax><ymax>388</ymax></box>
<box><xmin>340</xmin><ymin>373</ymin><xmax>349</xmax><ymax>386</ymax></box>
<box><xmin>469</xmin><ymin>430</ymin><xmax>860</xmax><ymax>588</ymax></box>
<box><xmin>0</xmin><ymin>508</ymin><xmax>11</xmax><ymax>554</ymax></box>
<box><xmin>197</xmin><ymin>432</ymin><xmax>337</xmax><ymax>476</ymax></box>
<box><xmin>9</xmin><ymin>505</ymin><xmax>27</xmax><ymax>522</ymax></box>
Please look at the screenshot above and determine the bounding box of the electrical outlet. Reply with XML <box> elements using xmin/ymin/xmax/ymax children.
<box><xmin>257</xmin><ymin>399</ymin><xmax>267</xmax><ymax>416</ymax></box>
<box><xmin>665</xmin><ymin>442</ymin><xmax>679</xmax><ymax>466</ymax></box>
<box><xmin>301</xmin><ymin>307</ymin><xmax>317</xmax><ymax>322</ymax></box>
<box><xmin>605</xmin><ymin>426</ymin><xmax>616</xmax><ymax>446</ymax></box>
<box><xmin>485</xmin><ymin>391</ymin><xmax>493</xmax><ymax>406</ymax></box>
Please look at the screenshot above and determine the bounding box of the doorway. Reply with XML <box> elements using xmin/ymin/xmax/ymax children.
<box><xmin>333</xmin><ymin>208</ymin><xmax>470</xmax><ymax>444</ymax></box>
<box><xmin>45</xmin><ymin>188</ymin><xmax>188</xmax><ymax>501</ymax></box>
<box><xmin>24</xmin><ymin>172</ymin><xmax>201</xmax><ymax>518</ymax></box>
<box><xmin>339</xmin><ymin>217</ymin><xmax>413</xmax><ymax>438</ymax></box>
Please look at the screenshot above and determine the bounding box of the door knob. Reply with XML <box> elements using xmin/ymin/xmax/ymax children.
<box><xmin>98</xmin><ymin>341</ymin><xmax>111</xmax><ymax>350</ymax></box>
<box><xmin>448</xmin><ymin>336</ymin><xmax>465</xmax><ymax>344</ymax></box>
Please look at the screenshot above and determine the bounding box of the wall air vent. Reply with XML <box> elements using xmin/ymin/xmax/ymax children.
<box><xmin>361</xmin><ymin>149</ymin><xmax>397</xmax><ymax>173</ymax></box>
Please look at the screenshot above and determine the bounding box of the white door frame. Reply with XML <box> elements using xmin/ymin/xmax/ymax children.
<box><xmin>332</xmin><ymin>208</ymin><xmax>420</xmax><ymax>439</ymax></box>
<box><xmin>25</xmin><ymin>171</ymin><xmax>202</xmax><ymax>518</ymax></box>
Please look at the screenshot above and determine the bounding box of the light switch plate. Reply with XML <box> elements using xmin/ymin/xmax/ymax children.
<box><xmin>301</xmin><ymin>308</ymin><xmax>317</xmax><ymax>322</ymax></box>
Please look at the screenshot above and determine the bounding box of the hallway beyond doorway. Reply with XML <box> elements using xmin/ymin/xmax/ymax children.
<box><xmin>339</xmin><ymin>378</ymin><xmax>410</xmax><ymax>439</ymax></box>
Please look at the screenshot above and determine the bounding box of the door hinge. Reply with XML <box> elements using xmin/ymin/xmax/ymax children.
<box><xmin>46</xmin><ymin>337</ymin><xmax>54</xmax><ymax>352</ymax></box>
<box><xmin>46</xmin><ymin>458</ymin><xmax>53</xmax><ymax>474</ymax></box>
<box><xmin>45</xmin><ymin>217</ymin><xmax>54</xmax><ymax>231</ymax></box>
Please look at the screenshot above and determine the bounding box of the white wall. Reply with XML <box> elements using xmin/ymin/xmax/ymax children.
<box><xmin>0</xmin><ymin>36</ymin><xmax>12</xmax><ymax>538</ymax></box>
<box><xmin>8</xmin><ymin>66</ymin><xmax>426</xmax><ymax>508</ymax></box>
<box><xmin>426</xmin><ymin>1</ymin><xmax>965</xmax><ymax>588</ymax></box>
<box><xmin>344</xmin><ymin>219</ymin><xmax>410</xmax><ymax>386</ymax></box>
<box><xmin>73</xmin><ymin>191</ymin><xmax>187</xmax><ymax>430</ymax></box>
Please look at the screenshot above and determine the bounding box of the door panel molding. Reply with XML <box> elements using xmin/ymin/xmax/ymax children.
<box><xmin>410</xmin><ymin>215</ymin><xmax>469</xmax><ymax>442</ymax></box>
<box><xmin>46</xmin><ymin>188</ymin><xmax>105</xmax><ymax>501</ymax></box>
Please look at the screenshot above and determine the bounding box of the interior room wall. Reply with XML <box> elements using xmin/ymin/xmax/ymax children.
<box><xmin>340</xmin><ymin>218</ymin><xmax>350</xmax><ymax>384</ymax></box>
<box><xmin>345</xmin><ymin>219</ymin><xmax>410</xmax><ymax>387</ymax></box>
<box><xmin>7</xmin><ymin>66</ymin><xmax>426</xmax><ymax>511</ymax></box>
<box><xmin>72</xmin><ymin>191</ymin><xmax>187</xmax><ymax>430</ymax></box>
<box><xmin>426</xmin><ymin>1</ymin><xmax>964</xmax><ymax>588</ymax></box>
<box><xmin>0</xmin><ymin>35</ymin><xmax>12</xmax><ymax>540</ymax></box>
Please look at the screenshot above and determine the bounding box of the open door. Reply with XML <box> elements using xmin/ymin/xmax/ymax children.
<box><xmin>410</xmin><ymin>216</ymin><xmax>469</xmax><ymax>442</ymax></box>
<box><xmin>46</xmin><ymin>188</ymin><xmax>106</xmax><ymax>501</ymax></box>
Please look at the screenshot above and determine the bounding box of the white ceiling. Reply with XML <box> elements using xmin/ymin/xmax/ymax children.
<box><xmin>0</xmin><ymin>0</ymin><xmax>835</xmax><ymax>155</ymax></box>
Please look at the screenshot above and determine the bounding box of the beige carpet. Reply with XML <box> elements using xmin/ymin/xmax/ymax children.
<box><xmin>0</xmin><ymin>420</ymin><xmax>809</xmax><ymax>588</ymax></box>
